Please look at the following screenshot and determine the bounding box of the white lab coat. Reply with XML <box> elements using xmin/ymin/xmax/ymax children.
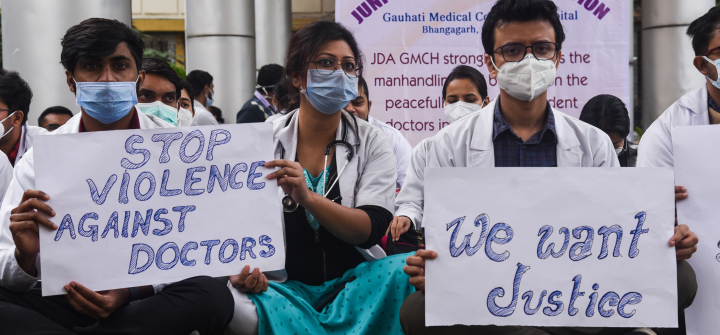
<box><xmin>428</xmin><ymin>98</ymin><xmax>619</xmax><ymax>168</ymax></box>
<box><xmin>0</xmin><ymin>112</ymin><xmax>172</xmax><ymax>291</ymax></box>
<box><xmin>637</xmin><ymin>86</ymin><xmax>709</xmax><ymax>167</ymax></box>
<box><xmin>368</xmin><ymin>116</ymin><xmax>412</xmax><ymax>189</ymax></box>
<box><xmin>0</xmin><ymin>124</ymin><xmax>48</xmax><ymax>207</ymax></box>
<box><xmin>192</xmin><ymin>100</ymin><xmax>220</xmax><ymax>126</ymax></box>
<box><xmin>394</xmin><ymin>136</ymin><xmax>433</xmax><ymax>228</ymax></box>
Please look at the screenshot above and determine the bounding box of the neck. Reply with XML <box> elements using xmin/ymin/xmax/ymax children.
<box><xmin>498</xmin><ymin>90</ymin><xmax>547</xmax><ymax>140</ymax></box>
<box><xmin>297</xmin><ymin>99</ymin><xmax>340</xmax><ymax>146</ymax></box>
<box><xmin>195</xmin><ymin>94</ymin><xmax>206</xmax><ymax>106</ymax></box>
<box><xmin>708</xmin><ymin>80</ymin><xmax>720</xmax><ymax>107</ymax></box>
<box><xmin>81</xmin><ymin>107</ymin><xmax>135</xmax><ymax>132</ymax></box>
<box><xmin>0</xmin><ymin>128</ymin><xmax>20</xmax><ymax>157</ymax></box>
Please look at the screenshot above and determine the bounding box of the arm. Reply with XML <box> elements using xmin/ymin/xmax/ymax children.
<box><xmin>394</xmin><ymin>135</ymin><xmax>413</xmax><ymax>189</ymax></box>
<box><xmin>391</xmin><ymin>140</ymin><xmax>431</xmax><ymax>239</ymax></box>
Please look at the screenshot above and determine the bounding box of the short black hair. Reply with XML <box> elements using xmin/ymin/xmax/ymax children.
<box><xmin>579</xmin><ymin>94</ymin><xmax>630</xmax><ymax>138</ymax></box>
<box><xmin>283</xmin><ymin>20</ymin><xmax>363</xmax><ymax>107</ymax></box>
<box><xmin>687</xmin><ymin>6</ymin><xmax>720</xmax><ymax>56</ymax></box>
<box><xmin>442</xmin><ymin>65</ymin><xmax>488</xmax><ymax>101</ymax></box>
<box><xmin>141</xmin><ymin>58</ymin><xmax>183</xmax><ymax>100</ymax></box>
<box><xmin>61</xmin><ymin>18</ymin><xmax>144</xmax><ymax>76</ymax></box>
<box><xmin>0</xmin><ymin>69</ymin><xmax>33</xmax><ymax>125</ymax></box>
<box><xmin>180</xmin><ymin>80</ymin><xmax>195</xmax><ymax>112</ymax></box>
<box><xmin>207</xmin><ymin>106</ymin><xmax>225</xmax><ymax>124</ymax></box>
<box><xmin>257</xmin><ymin>64</ymin><xmax>284</xmax><ymax>91</ymax></box>
<box><xmin>38</xmin><ymin>106</ymin><xmax>73</xmax><ymax>126</ymax></box>
<box><xmin>481</xmin><ymin>0</ymin><xmax>565</xmax><ymax>56</ymax></box>
<box><xmin>358</xmin><ymin>77</ymin><xmax>370</xmax><ymax>101</ymax></box>
<box><xmin>186</xmin><ymin>70</ymin><xmax>214</xmax><ymax>97</ymax></box>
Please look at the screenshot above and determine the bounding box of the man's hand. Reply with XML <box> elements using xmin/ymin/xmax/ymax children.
<box><xmin>670</xmin><ymin>224</ymin><xmax>698</xmax><ymax>260</ymax></box>
<box><xmin>675</xmin><ymin>186</ymin><xmax>688</xmax><ymax>201</ymax></box>
<box><xmin>229</xmin><ymin>265</ymin><xmax>268</xmax><ymax>293</ymax></box>
<box><xmin>404</xmin><ymin>249</ymin><xmax>437</xmax><ymax>293</ymax></box>
<box><xmin>386</xmin><ymin>216</ymin><xmax>412</xmax><ymax>242</ymax></box>
<box><xmin>9</xmin><ymin>190</ymin><xmax>56</xmax><ymax>275</ymax></box>
<box><xmin>64</xmin><ymin>282</ymin><xmax>129</xmax><ymax>319</ymax></box>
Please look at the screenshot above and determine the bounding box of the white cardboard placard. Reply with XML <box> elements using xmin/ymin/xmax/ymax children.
<box><xmin>424</xmin><ymin>168</ymin><xmax>676</xmax><ymax>327</ymax></box>
<box><xmin>35</xmin><ymin>123</ymin><xmax>284</xmax><ymax>296</ymax></box>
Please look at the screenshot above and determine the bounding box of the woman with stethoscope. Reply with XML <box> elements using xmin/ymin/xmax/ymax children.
<box><xmin>224</xmin><ymin>20</ymin><xmax>415</xmax><ymax>335</ymax></box>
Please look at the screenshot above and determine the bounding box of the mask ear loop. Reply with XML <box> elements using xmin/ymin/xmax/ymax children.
<box><xmin>0</xmin><ymin>111</ymin><xmax>17</xmax><ymax>138</ymax></box>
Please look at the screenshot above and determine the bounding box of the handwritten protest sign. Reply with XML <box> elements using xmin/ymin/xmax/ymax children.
<box><xmin>34</xmin><ymin>123</ymin><xmax>283</xmax><ymax>296</ymax></box>
<box><xmin>673</xmin><ymin>125</ymin><xmax>720</xmax><ymax>335</ymax></box>
<box><xmin>424</xmin><ymin>168</ymin><xmax>676</xmax><ymax>327</ymax></box>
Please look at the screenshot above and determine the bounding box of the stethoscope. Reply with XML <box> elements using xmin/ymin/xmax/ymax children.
<box><xmin>280</xmin><ymin>110</ymin><xmax>358</xmax><ymax>212</ymax></box>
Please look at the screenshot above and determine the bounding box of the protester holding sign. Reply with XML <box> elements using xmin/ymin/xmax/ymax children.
<box><xmin>224</xmin><ymin>20</ymin><xmax>415</xmax><ymax>335</ymax></box>
<box><xmin>390</xmin><ymin>65</ymin><xmax>489</xmax><ymax>239</ymax></box>
<box><xmin>0</xmin><ymin>18</ymin><xmax>234</xmax><ymax>334</ymax></box>
<box><xmin>398</xmin><ymin>0</ymin><xmax>695</xmax><ymax>333</ymax></box>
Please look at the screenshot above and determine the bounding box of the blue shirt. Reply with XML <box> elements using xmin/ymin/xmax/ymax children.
<box><xmin>492</xmin><ymin>99</ymin><xmax>557</xmax><ymax>167</ymax></box>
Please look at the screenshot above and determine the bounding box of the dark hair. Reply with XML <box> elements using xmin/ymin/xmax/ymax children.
<box><xmin>283</xmin><ymin>20</ymin><xmax>363</xmax><ymax>106</ymax></box>
<box><xmin>38</xmin><ymin>106</ymin><xmax>73</xmax><ymax>126</ymax></box>
<box><xmin>61</xmin><ymin>18</ymin><xmax>144</xmax><ymax>76</ymax></box>
<box><xmin>441</xmin><ymin>65</ymin><xmax>488</xmax><ymax>101</ymax></box>
<box><xmin>207</xmin><ymin>106</ymin><xmax>225</xmax><ymax>124</ymax></box>
<box><xmin>579</xmin><ymin>94</ymin><xmax>630</xmax><ymax>138</ymax></box>
<box><xmin>0</xmin><ymin>69</ymin><xmax>33</xmax><ymax>125</ymax></box>
<box><xmin>358</xmin><ymin>77</ymin><xmax>370</xmax><ymax>101</ymax></box>
<box><xmin>481</xmin><ymin>0</ymin><xmax>565</xmax><ymax>56</ymax></box>
<box><xmin>273</xmin><ymin>79</ymin><xmax>299</xmax><ymax>113</ymax></box>
<box><xmin>257</xmin><ymin>64</ymin><xmax>284</xmax><ymax>92</ymax></box>
<box><xmin>141</xmin><ymin>58</ymin><xmax>183</xmax><ymax>100</ymax></box>
<box><xmin>186</xmin><ymin>70</ymin><xmax>214</xmax><ymax>97</ymax></box>
<box><xmin>687</xmin><ymin>6</ymin><xmax>720</xmax><ymax>56</ymax></box>
<box><xmin>180</xmin><ymin>80</ymin><xmax>195</xmax><ymax>112</ymax></box>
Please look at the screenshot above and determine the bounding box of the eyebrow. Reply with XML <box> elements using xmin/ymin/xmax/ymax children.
<box><xmin>109</xmin><ymin>55</ymin><xmax>133</xmax><ymax>62</ymax></box>
<box><xmin>139</xmin><ymin>88</ymin><xmax>156</xmax><ymax>94</ymax></box>
<box><xmin>316</xmin><ymin>52</ymin><xmax>355</xmax><ymax>60</ymax></box>
<box><xmin>162</xmin><ymin>91</ymin><xmax>178</xmax><ymax>97</ymax></box>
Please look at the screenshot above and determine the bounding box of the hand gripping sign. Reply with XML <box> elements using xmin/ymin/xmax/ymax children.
<box><xmin>34</xmin><ymin>123</ymin><xmax>284</xmax><ymax>296</ymax></box>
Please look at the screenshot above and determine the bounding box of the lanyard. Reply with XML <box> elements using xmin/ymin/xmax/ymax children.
<box><xmin>254</xmin><ymin>91</ymin><xmax>276</xmax><ymax>113</ymax></box>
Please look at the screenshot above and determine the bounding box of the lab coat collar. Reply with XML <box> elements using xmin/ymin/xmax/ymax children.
<box><xmin>468</xmin><ymin>95</ymin><xmax>581</xmax><ymax>167</ymax></box>
<box><xmin>53</xmin><ymin>109</ymin><xmax>171</xmax><ymax>135</ymax></box>
<box><xmin>677</xmin><ymin>85</ymin><xmax>708</xmax><ymax>115</ymax></box>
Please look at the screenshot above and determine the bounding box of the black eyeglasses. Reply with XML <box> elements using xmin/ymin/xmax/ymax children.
<box><xmin>308</xmin><ymin>58</ymin><xmax>360</xmax><ymax>78</ymax></box>
<box><xmin>702</xmin><ymin>45</ymin><xmax>720</xmax><ymax>57</ymax></box>
<box><xmin>493</xmin><ymin>42</ymin><xmax>559</xmax><ymax>62</ymax></box>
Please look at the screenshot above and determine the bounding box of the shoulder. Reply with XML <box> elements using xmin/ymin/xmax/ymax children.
<box><xmin>554</xmin><ymin>110</ymin><xmax>612</xmax><ymax>147</ymax></box>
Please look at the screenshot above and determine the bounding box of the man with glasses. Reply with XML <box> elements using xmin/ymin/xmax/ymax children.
<box><xmin>398</xmin><ymin>0</ymin><xmax>696</xmax><ymax>334</ymax></box>
<box><xmin>0</xmin><ymin>70</ymin><xmax>48</xmax><ymax>168</ymax></box>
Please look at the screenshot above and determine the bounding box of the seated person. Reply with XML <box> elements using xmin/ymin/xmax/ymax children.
<box><xmin>0</xmin><ymin>18</ymin><xmax>233</xmax><ymax>334</ymax></box>
<box><xmin>224</xmin><ymin>20</ymin><xmax>414</xmax><ymax>335</ymax></box>
<box><xmin>390</xmin><ymin>65</ymin><xmax>490</xmax><ymax>239</ymax></box>
<box><xmin>579</xmin><ymin>94</ymin><xmax>637</xmax><ymax>167</ymax></box>
<box><xmin>38</xmin><ymin>106</ymin><xmax>73</xmax><ymax>131</ymax></box>
<box><xmin>237</xmin><ymin>64</ymin><xmax>284</xmax><ymax>123</ymax></box>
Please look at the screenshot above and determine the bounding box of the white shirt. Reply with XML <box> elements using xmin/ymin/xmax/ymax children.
<box><xmin>427</xmin><ymin>97</ymin><xmax>619</xmax><ymax>169</ymax></box>
<box><xmin>0</xmin><ymin>112</ymin><xmax>172</xmax><ymax>291</ymax></box>
<box><xmin>192</xmin><ymin>100</ymin><xmax>220</xmax><ymax>126</ymax></box>
<box><xmin>637</xmin><ymin>86</ymin><xmax>709</xmax><ymax>168</ymax></box>
<box><xmin>0</xmin><ymin>125</ymin><xmax>48</xmax><ymax>207</ymax></box>
<box><xmin>394</xmin><ymin>136</ymin><xmax>433</xmax><ymax>227</ymax></box>
<box><xmin>368</xmin><ymin>116</ymin><xmax>412</xmax><ymax>189</ymax></box>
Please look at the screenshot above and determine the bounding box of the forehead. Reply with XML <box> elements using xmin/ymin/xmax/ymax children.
<box><xmin>141</xmin><ymin>73</ymin><xmax>175</xmax><ymax>92</ymax></box>
<box><xmin>707</xmin><ymin>28</ymin><xmax>720</xmax><ymax>49</ymax></box>
<box><xmin>314</xmin><ymin>39</ymin><xmax>354</xmax><ymax>58</ymax></box>
<box><xmin>446</xmin><ymin>78</ymin><xmax>479</xmax><ymax>95</ymax></box>
<box><xmin>180</xmin><ymin>89</ymin><xmax>192</xmax><ymax>99</ymax></box>
<box><xmin>493</xmin><ymin>20</ymin><xmax>556</xmax><ymax>47</ymax></box>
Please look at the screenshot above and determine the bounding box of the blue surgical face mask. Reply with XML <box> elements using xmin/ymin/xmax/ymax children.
<box><xmin>204</xmin><ymin>88</ymin><xmax>214</xmax><ymax>108</ymax></box>
<box><xmin>300</xmin><ymin>69</ymin><xmax>358</xmax><ymax>115</ymax></box>
<box><xmin>75</xmin><ymin>79</ymin><xmax>138</xmax><ymax>124</ymax></box>
<box><xmin>704</xmin><ymin>56</ymin><xmax>720</xmax><ymax>89</ymax></box>
<box><xmin>136</xmin><ymin>101</ymin><xmax>178</xmax><ymax>126</ymax></box>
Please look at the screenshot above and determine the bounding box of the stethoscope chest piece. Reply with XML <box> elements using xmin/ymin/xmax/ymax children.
<box><xmin>282</xmin><ymin>195</ymin><xmax>299</xmax><ymax>212</ymax></box>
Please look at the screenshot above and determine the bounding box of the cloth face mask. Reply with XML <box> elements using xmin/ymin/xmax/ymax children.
<box><xmin>75</xmin><ymin>80</ymin><xmax>138</xmax><ymax>124</ymax></box>
<box><xmin>136</xmin><ymin>101</ymin><xmax>179</xmax><ymax>126</ymax></box>
<box><xmin>301</xmin><ymin>69</ymin><xmax>358</xmax><ymax>115</ymax></box>
<box><xmin>444</xmin><ymin>101</ymin><xmax>483</xmax><ymax>123</ymax></box>
<box><xmin>492</xmin><ymin>54</ymin><xmax>557</xmax><ymax>102</ymax></box>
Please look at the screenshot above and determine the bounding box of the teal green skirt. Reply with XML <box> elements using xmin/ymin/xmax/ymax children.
<box><xmin>248</xmin><ymin>253</ymin><xmax>415</xmax><ymax>334</ymax></box>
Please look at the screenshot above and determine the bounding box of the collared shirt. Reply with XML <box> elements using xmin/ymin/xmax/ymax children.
<box><xmin>6</xmin><ymin>138</ymin><xmax>20</xmax><ymax>167</ymax></box>
<box><xmin>492</xmin><ymin>99</ymin><xmax>557</xmax><ymax>167</ymax></box>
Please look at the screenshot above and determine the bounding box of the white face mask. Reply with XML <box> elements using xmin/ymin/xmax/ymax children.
<box><xmin>444</xmin><ymin>101</ymin><xmax>484</xmax><ymax>123</ymax></box>
<box><xmin>177</xmin><ymin>107</ymin><xmax>194</xmax><ymax>127</ymax></box>
<box><xmin>492</xmin><ymin>54</ymin><xmax>557</xmax><ymax>102</ymax></box>
<box><xmin>0</xmin><ymin>111</ymin><xmax>17</xmax><ymax>138</ymax></box>
<box><xmin>615</xmin><ymin>147</ymin><xmax>624</xmax><ymax>155</ymax></box>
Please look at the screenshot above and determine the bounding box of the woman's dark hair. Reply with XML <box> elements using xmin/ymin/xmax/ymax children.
<box><xmin>141</xmin><ymin>58</ymin><xmax>183</xmax><ymax>100</ymax></box>
<box><xmin>441</xmin><ymin>65</ymin><xmax>488</xmax><ymax>101</ymax></box>
<box><xmin>579</xmin><ymin>94</ymin><xmax>630</xmax><ymax>138</ymax></box>
<box><xmin>61</xmin><ymin>18</ymin><xmax>144</xmax><ymax>76</ymax></box>
<box><xmin>273</xmin><ymin>79</ymin><xmax>299</xmax><ymax>113</ymax></box>
<box><xmin>180</xmin><ymin>80</ymin><xmax>195</xmax><ymax>112</ymax></box>
<box><xmin>687</xmin><ymin>6</ymin><xmax>720</xmax><ymax>56</ymax></box>
<box><xmin>207</xmin><ymin>106</ymin><xmax>225</xmax><ymax>124</ymax></box>
<box><xmin>0</xmin><ymin>69</ymin><xmax>33</xmax><ymax>125</ymax></box>
<box><xmin>186</xmin><ymin>70</ymin><xmax>214</xmax><ymax>97</ymax></box>
<box><xmin>282</xmin><ymin>20</ymin><xmax>363</xmax><ymax>107</ymax></box>
<box><xmin>481</xmin><ymin>0</ymin><xmax>565</xmax><ymax>57</ymax></box>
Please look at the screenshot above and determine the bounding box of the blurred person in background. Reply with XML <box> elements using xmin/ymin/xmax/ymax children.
<box><xmin>208</xmin><ymin>106</ymin><xmax>225</xmax><ymax>124</ymax></box>
<box><xmin>237</xmin><ymin>64</ymin><xmax>284</xmax><ymax>123</ymax></box>
<box><xmin>186</xmin><ymin>69</ymin><xmax>219</xmax><ymax>126</ymax></box>
<box><xmin>580</xmin><ymin>94</ymin><xmax>637</xmax><ymax>167</ymax></box>
<box><xmin>38</xmin><ymin>106</ymin><xmax>73</xmax><ymax>131</ymax></box>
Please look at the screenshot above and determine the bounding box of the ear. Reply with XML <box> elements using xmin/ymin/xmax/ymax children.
<box><xmin>694</xmin><ymin>56</ymin><xmax>709</xmax><ymax>75</ymax></box>
<box><xmin>367</xmin><ymin>100</ymin><xmax>372</xmax><ymax>113</ymax></box>
<box><xmin>12</xmin><ymin>110</ymin><xmax>24</xmax><ymax>127</ymax></box>
<box><xmin>137</xmin><ymin>70</ymin><xmax>146</xmax><ymax>88</ymax></box>
<box><xmin>66</xmin><ymin>70</ymin><xmax>75</xmax><ymax>94</ymax></box>
<box><xmin>291</xmin><ymin>71</ymin><xmax>303</xmax><ymax>89</ymax></box>
<box><xmin>485</xmin><ymin>54</ymin><xmax>498</xmax><ymax>79</ymax></box>
<box><xmin>483</xmin><ymin>96</ymin><xmax>491</xmax><ymax>107</ymax></box>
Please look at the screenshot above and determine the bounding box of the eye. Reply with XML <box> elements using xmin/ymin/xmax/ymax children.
<box><xmin>115</xmin><ymin>62</ymin><xmax>129</xmax><ymax>69</ymax></box>
<box><xmin>317</xmin><ymin>58</ymin><xmax>334</xmax><ymax>66</ymax></box>
<box><xmin>83</xmin><ymin>62</ymin><xmax>99</xmax><ymax>69</ymax></box>
<box><xmin>343</xmin><ymin>62</ymin><xmax>356</xmax><ymax>70</ymax></box>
